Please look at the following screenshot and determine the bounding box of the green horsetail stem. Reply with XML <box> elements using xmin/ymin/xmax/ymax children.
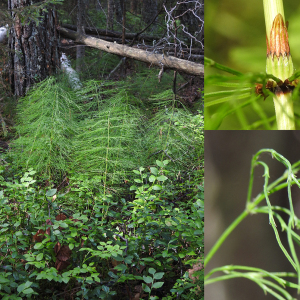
<box><xmin>263</xmin><ymin>0</ymin><xmax>295</xmax><ymax>130</ymax></box>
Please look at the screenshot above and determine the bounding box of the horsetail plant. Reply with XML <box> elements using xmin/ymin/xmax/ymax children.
<box><xmin>262</xmin><ymin>0</ymin><xmax>295</xmax><ymax>129</ymax></box>
<box><xmin>205</xmin><ymin>149</ymin><xmax>300</xmax><ymax>299</ymax></box>
<box><xmin>205</xmin><ymin>0</ymin><xmax>300</xmax><ymax>130</ymax></box>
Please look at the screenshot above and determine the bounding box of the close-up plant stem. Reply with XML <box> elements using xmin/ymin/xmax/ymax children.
<box><xmin>264</xmin><ymin>0</ymin><xmax>295</xmax><ymax>129</ymax></box>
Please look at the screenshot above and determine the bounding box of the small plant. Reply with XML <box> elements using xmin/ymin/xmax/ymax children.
<box><xmin>205</xmin><ymin>149</ymin><xmax>300</xmax><ymax>299</ymax></box>
<box><xmin>142</xmin><ymin>268</ymin><xmax>165</xmax><ymax>300</ymax></box>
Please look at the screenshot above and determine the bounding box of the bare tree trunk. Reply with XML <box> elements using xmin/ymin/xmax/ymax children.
<box><xmin>130</xmin><ymin>0</ymin><xmax>137</xmax><ymax>14</ymax></box>
<box><xmin>115</xmin><ymin>0</ymin><xmax>123</xmax><ymax>24</ymax></box>
<box><xmin>106</xmin><ymin>0</ymin><xmax>114</xmax><ymax>31</ymax></box>
<box><xmin>8</xmin><ymin>0</ymin><xmax>60</xmax><ymax>97</ymax></box>
<box><xmin>76</xmin><ymin>0</ymin><xmax>86</xmax><ymax>74</ymax></box>
<box><xmin>142</xmin><ymin>0</ymin><xmax>157</xmax><ymax>28</ymax></box>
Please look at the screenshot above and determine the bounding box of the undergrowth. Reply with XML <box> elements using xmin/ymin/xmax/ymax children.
<box><xmin>0</xmin><ymin>159</ymin><xmax>203</xmax><ymax>300</ymax></box>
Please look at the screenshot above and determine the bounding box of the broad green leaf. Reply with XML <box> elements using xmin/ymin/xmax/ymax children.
<box><xmin>152</xmin><ymin>281</ymin><xmax>164</xmax><ymax>289</ymax></box>
<box><xmin>36</xmin><ymin>253</ymin><xmax>43</xmax><ymax>261</ymax></box>
<box><xmin>149</xmin><ymin>175</ymin><xmax>156</xmax><ymax>182</ymax></box>
<box><xmin>22</xmin><ymin>288</ymin><xmax>35</xmax><ymax>295</ymax></box>
<box><xmin>152</xmin><ymin>185</ymin><xmax>162</xmax><ymax>190</ymax></box>
<box><xmin>142</xmin><ymin>283</ymin><xmax>151</xmax><ymax>293</ymax></box>
<box><xmin>150</xmin><ymin>167</ymin><xmax>158</xmax><ymax>175</ymax></box>
<box><xmin>153</xmin><ymin>272</ymin><xmax>164</xmax><ymax>280</ymax></box>
<box><xmin>17</xmin><ymin>283</ymin><xmax>25</xmax><ymax>293</ymax></box>
<box><xmin>34</xmin><ymin>243</ymin><xmax>44</xmax><ymax>250</ymax></box>
<box><xmin>148</xmin><ymin>268</ymin><xmax>156</xmax><ymax>275</ymax></box>
<box><xmin>143</xmin><ymin>275</ymin><xmax>153</xmax><ymax>284</ymax></box>
<box><xmin>46</xmin><ymin>189</ymin><xmax>57</xmax><ymax>197</ymax></box>
<box><xmin>157</xmin><ymin>175</ymin><xmax>167</xmax><ymax>182</ymax></box>
<box><xmin>156</xmin><ymin>160</ymin><xmax>164</xmax><ymax>167</ymax></box>
<box><xmin>114</xmin><ymin>264</ymin><xmax>127</xmax><ymax>271</ymax></box>
<box><xmin>0</xmin><ymin>276</ymin><xmax>10</xmax><ymax>284</ymax></box>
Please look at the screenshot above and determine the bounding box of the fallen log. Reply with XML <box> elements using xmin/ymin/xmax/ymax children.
<box><xmin>57</xmin><ymin>26</ymin><xmax>204</xmax><ymax>77</ymax></box>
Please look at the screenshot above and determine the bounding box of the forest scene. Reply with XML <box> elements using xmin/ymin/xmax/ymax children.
<box><xmin>0</xmin><ymin>0</ymin><xmax>204</xmax><ymax>299</ymax></box>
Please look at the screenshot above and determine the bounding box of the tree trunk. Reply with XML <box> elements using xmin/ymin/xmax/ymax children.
<box><xmin>106</xmin><ymin>0</ymin><xmax>115</xmax><ymax>31</ymax></box>
<box><xmin>76</xmin><ymin>0</ymin><xmax>86</xmax><ymax>74</ymax></box>
<box><xmin>130</xmin><ymin>0</ymin><xmax>137</xmax><ymax>14</ymax></box>
<box><xmin>115</xmin><ymin>0</ymin><xmax>123</xmax><ymax>24</ymax></box>
<box><xmin>142</xmin><ymin>0</ymin><xmax>157</xmax><ymax>27</ymax></box>
<box><xmin>57</xmin><ymin>26</ymin><xmax>204</xmax><ymax>76</ymax></box>
<box><xmin>8</xmin><ymin>0</ymin><xmax>60</xmax><ymax>97</ymax></box>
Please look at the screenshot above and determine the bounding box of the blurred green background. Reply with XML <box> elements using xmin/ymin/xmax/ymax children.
<box><xmin>205</xmin><ymin>0</ymin><xmax>300</xmax><ymax>129</ymax></box>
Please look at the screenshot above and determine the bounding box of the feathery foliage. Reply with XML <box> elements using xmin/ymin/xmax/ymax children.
<box><xmin>72</xmin><ymin>85</ymin><xmax>144</xmax><ymax>191</ymax></box>
<box><xmin>11</xmin><ymin>77</ymin><xmax>80</xmax><ymax>180</ymax></box>
<box><xmin>10</xmin><ymin>71</ymin><xmax>202</xmax><ymax>192</ymax></box>
<box><xmin>145</xmin><ymin>89</ymin><xmax>203</xmax><ymax>171</ymax></box>
<box><xmin>204</xmin><ymin>57</ymin><xmax>300</xmax><ymax>130</ymax></box>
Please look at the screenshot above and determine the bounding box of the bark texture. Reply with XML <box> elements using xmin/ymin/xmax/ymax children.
<box><xmin>106</xmin><ymin>0</ymin><xmax>115</xmax><ymax>31</ymax></box>
<box><xmin>76</xmin><ymin>0</ymin><xmax>86</xmax><ymax>73</ymax></box>
<box><xmin>8</xmin><ymin>0</ymin><xmax>60</xmax><ymax>96</ymax></box>
<box><xmin>142</xmin><ymin>0</ymin><xmax>157</xmax><ymax>26</ymax></box>
<box><xmin>58</xmin><ymin>26</ymin><xmax>204</xmax><ymax>76</ymax></box>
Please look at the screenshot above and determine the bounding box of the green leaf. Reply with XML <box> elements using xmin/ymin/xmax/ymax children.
<box><xmin>130</xmin><ymin>185</ymin><xmax>137</xmax><ymax>191</ymax></box>
<box><xmin>114</xmin><ymin>264</ymin><xmax>127</xmax><ymax>271</ymax></box>
<box><xmin>36</xmin><ymin>253</ymin><xmax>43</xmax><ymax>261</ymax></box>
<box><xmin>17</xmin><ymin>283</ymin><xmax>26</xmax><ymax>293</ymax></box>
<box><xmin>149</xmin><ymin>175</ymin><xmax>156</xmax><ymax>182</ymax></box>
<box><xmin>152</xmin><ymin>185</ymin><xmax>162</xmax><ymax>190</ymax></box>
<box><xmin>124</xmin><ymin>256</ymin><xmax>133</xmax><ymax>264</ymax></box>
<box><xmin>24</xmin><ymin>281</ymin><xmax>33</xmax><ymax>289</ymax></box>
<box><xmin>142</xmin><ymin>257</ymin><xmax>154</xmax><ymax>262</ymax></box>
<box><xmin>150</xmin><ymin>167</ymin><xmax>158</xmax><ymax>175</ymax></box>
<box><xmin>143</xmin><ymin>275</ymin><xmax>153</xmax><ymax>284</ymax></box>
<box><xmin>148</xmin><ymin>268</ymin><xmax>156</xmax><ymax>275</ymax></box>
<box><xmin>57</xmin><ymin>222</ymin><xmax>68</xmax><ymax>228</ymax></box>
<box><xmin>34</xmin><ymin>243</ymin><xmax>44</xmax><ymax>250</ymax></box>
<box><xmin>142</xmin><ymin>283</ymin><xmax>151</xmax><ymax>293</ymax></box>
<box><xmin>152</xmin><ymin>281</ymin><xmax>164</xmax><ymax>289</ymax></box>
<box><xmin>153</xmin><ymin>272</ymin><xmax>164</xmax><ymax>280</ymax></box>
<box><xmin>0</xmin><ymin>276</ymin><xmax>10</xmax><ymax>284</ymax></box>
<box><xmin>156</xmin><ymin>160</ymin><xmax>164</xmax><ymax>167</ymax></box>
<box><xmin>62</xmin><ymin>277</ymin><xmax>69</xmax><ymax>283</ymax></box>
<box><xmin>46</xmin><ymin>189</ymin><xmax>57</xmax><ymax>197</ymax></box>
<box><xmin>22</xmin><ymin>288</ymin><xmax>35</xmax><ymax>295</ymax></box>
<box><xmin>156</xmin><ymin>175</ymin><xmax>168</xmax><ymax>182</ymax></box>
